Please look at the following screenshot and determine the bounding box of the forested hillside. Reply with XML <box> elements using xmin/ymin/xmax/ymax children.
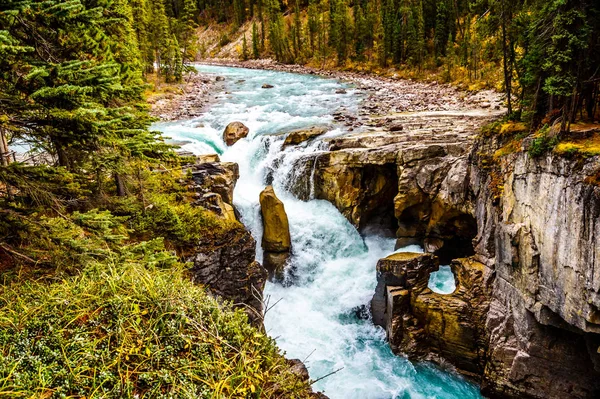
<box><xmin>0</xmin><ymin>1</ymin><xmax>316</xmax><ymax>397</ymax></box>
<box><xmin>201</xmin><ymin>0</ymin><xmax>600</xmax><ymax>133</ymax></box>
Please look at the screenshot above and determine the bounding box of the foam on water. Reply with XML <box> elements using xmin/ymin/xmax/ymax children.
<box><xmin>153</xmin><ymin>65</ymin><xmax>481</xmax><ymax>399</ymax></box>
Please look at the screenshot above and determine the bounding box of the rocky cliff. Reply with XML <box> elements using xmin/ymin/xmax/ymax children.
<box><xmin>185</xmin><ymin>157</ymin><xmax>268</xmax><ymax>325</ymax></box>
<box><xmin>284</xmin><ymin>113</ymin><xmax>600</xmax><ymax>397</ymax></box>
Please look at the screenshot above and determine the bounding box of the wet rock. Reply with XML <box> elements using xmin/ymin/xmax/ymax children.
<box><xmin>372</xmin><ymin>253</ymin><xmax>490</xmax><ymax>376</ymax></box>
<box><xmin>223</xmin><ymin>121</ymin><xmax>249</xmax><ymax>146</ymax></box>
<box><xmin>259</xmin><ymin>185</ymin><xmax>291</xmax><ymax>279</ymax></box>
<box><xmin>188</xmin><ymin>226</ymin><xmax>267</xmax><ymax>326</ymax></box>
<box><xmin>262</xmin><ymin>252</ymin><xmax>289</xmax><ymax>280</ymax></box>
<box><xmin>196</xmin><ymin>153</ymin><xmax>220</xmax><ymax>163</ymax></box>
<box><xmin>189</xmin><ymin>161</ymin><xmax>239</xmax><ymax>205</ymax></box>
<box><xmin>215</xmin><ymin>75</ymin><xmax>225</xmax><ymax>81</ymax></box>
<box><xmin>283</xmin><ymin>126</ymin><xmax>329</xmax><ymax>147</ymax></box>
<box><xmin>259</xmin><ymin>186</ymin><xmax>291</xmax><ymax>252</ymax></box>
<box><xmin>262</xmin><ymin>83</ymin><xmax>274</xmax><ymax>89</ymax></box>
<box><xmin>287</xmin><ymin>359</ymin><xmax>310</xmax><ymax>381</ymax></box>
<box><xmin>335</xmin><ymin>88</ymin><xmax>347</xmax><ymax>94</ymax></box>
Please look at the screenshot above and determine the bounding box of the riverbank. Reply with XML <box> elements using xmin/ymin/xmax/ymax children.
<box><xmin>147</xmin><ymin>72</ymin><xmax>224</xmax><ymax>121</ymax></box>
<box><xmin>151</xmin><ymin>59</ymin><xmax>504</xmax><ymax>136</ymax></box>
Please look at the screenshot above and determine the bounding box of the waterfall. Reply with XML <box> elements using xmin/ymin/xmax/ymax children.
<box><xmin>153</xmin><ymin>64</ymin><xmax>480</xmax><ymax>399</ymax></box>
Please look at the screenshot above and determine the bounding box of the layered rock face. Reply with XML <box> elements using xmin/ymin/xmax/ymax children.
<box><xmin>259</xmin><ymin>185</ymin><xmax>291</xmax><ymax>279</ymax></box>
<box><xmin>372</xmin><ymin>253</ymin><xmax>490</xmax><ymax>377</ymax></box>
<box><xmin>290</xmin><ymin>112</ymin><xmax>486</xmax><ymax>247</ymax></box>
<box><xmin>186</xmin><ymin>157</ymin><xmax>267</xmax><ymax>325</ymax></box>
<box><xmin>284</xmin><ymin>108</ymin><xmax>600</xmax><ymax>397</ymax></box>
<box><xmin>472</xmin><ymin>150</ymin><xmax>600</xmax><ymax>398</ymax></box>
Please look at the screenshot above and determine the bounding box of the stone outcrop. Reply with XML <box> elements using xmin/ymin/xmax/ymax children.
<box><xmin>188</xmin><ymin>159</ymin><xmax>239</xmax><ymax>204</ymax></box>
<box><xmin>372</xmin><ymin>253</ymin><xmax>490</xmax><ymax>377</ymax></box>
<box><xmin>189</xmin><ymin>226</ymin><xmax>267</xmax><ymax>325</ymax></box>
<box><xmin>283</xmin><ymin>126</ymin><xmax>329</xmax><ymax>147</ymax></box>
<box><xmin>223</xmin><ymin>121</ymin><xmax>249</xmax><ymax>146</ymax></box>
<box><xmin>186</xmin><ymin>157</ymin><xmax>267</xmax><ymax>325</ymax></box>
<box><xmin>284</xmin><ymin>106</ymin><xmax>600</xmax><ymax>397</ymax></box>
<box><xmin>471</xmin><ymin>149</ymin><xmax>600</xmax><ymax>398</ymax></box>
<box><xmin>259</xmin><ymin>185</ymin><xmax>291</xmax><ymax>279</ymax></box>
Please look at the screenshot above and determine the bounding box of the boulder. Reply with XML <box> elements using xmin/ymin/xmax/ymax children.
<box><xmin>283</xmin><ymin>126</ymin><xmax>329</xmax><ymax>147</ymax></box>
<box><xmin>259</xmin><ymin>185</ymin><xmax>292</xmax><ymax>279</ymax></box>
<box><xmin>223</xmin><ymin>122</ymin><xmax>249</xmax><ymax>146</ymax></box>
<box><xmin>262</xmin><ymin>83</ymin><xmax>274</xmax><ymax>89</ymax></box>
<box><xmin>259</xmin><ymin>185</ymin><xmax>291</xmax><ymax>252</ymax></box>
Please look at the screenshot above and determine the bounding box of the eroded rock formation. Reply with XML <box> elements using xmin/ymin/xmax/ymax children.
<box><xmin>223</xmin><ymin>121</ymin><xmax>249</xmax><ymax>146</ymax></box>
<box><xmin>186</xmin><ymin>157</ymin><xmax>267</xmax><ymax>325</ymax></box>
<box><xmin>372</xmin><ymin>253</ymin><xmax>490</xmax><ymax>377</ymax></box>
<box><xmin>259</xmin><ymin>185</ymin><xmax>291</xmax><ymax>279</ymax></box>
<box><xmin>286</xmin><ymin>108</ymin><xmax>600</xmax><ymax>397</ymax></box>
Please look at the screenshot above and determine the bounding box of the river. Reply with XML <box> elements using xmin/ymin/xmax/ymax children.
<box><xmin>154</xmin><ymin>65</ymin><xmax>482</xmax><ymax>399</ymax></box>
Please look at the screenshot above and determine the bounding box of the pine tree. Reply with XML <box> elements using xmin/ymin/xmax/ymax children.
<box><xmin>435</xmin><ymin>0</ymin><xmax>450</xmax><ymax>59</ymax></box>
<box><xmin>266</xmin><ymin>0</ymin><xmax>289</xmax><ymax>62</ymax></box>
<box><xmin>252</xmin><ymin>21</ymin><xmax>261</xmax><ymax>58</ymax></box>
<box><xmin>242</xmin><ymin>34</ymin><xmax>250</xmax><ymax>60</ymax></box>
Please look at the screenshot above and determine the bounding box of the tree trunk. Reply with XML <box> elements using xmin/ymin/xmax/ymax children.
<box><xmin>501</xmin><ymin>0</ymin><xmax>512</xmax><ymax>116</ymax></box>
<box><xmin>115</xmin><ymin>174</ymin><xmax>127</xmax><ymax>197</ymax></box>
<box><xmin>0</xmin><ymin>128</ymin><xmax>10</xmax><ymax>166</ymax></box>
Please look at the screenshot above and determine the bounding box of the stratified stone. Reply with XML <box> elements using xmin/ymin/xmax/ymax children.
<box><xmin>283</xmin><ymin>126</ymin><xmax>329</xmax><ymax>147</ymax></box>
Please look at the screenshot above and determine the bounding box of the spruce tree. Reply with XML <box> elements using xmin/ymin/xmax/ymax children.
<box><xmin>252</xmin><ymin>21</ymin><xmax>261</xmax><ymax>58</ymax></box>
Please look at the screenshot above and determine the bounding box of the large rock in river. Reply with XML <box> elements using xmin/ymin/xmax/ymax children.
<box><xmin>223</xmin><ymin>121</ymin><xmax>249</xmax><ymax>146</ymax></box>
<box><xmin>259</xmin><ymin>185</ymin><xmax>291</xmax><ymax>279</ymax></box>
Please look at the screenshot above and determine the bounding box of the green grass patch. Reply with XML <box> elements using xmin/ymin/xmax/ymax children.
<box><xmin>0</xmin><ymin>256</ymin><xmax>313</xmax><ymax>398</ymax></box>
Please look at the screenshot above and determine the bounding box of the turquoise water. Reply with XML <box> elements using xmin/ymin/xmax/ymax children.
<box><xmin>153</xmin><ymin>65</ymin><xmax>481</xmax><ymax>399</ymax></box>
<box><xmin>428</xmin><ymin>266</ymin><xmax>457</xmax><ymax>295</ymax></box>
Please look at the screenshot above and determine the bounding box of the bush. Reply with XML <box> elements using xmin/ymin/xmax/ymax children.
<box><xmin>0</xmin><ymin>256</ymin><xmax>313</xmax><ymax>398</ymax></box>
<box><xmin>528</xmin><ymin>133</ymin><xmax>558</xmax><ymax>157</ymax></box>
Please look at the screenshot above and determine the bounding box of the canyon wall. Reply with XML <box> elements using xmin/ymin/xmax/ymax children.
<box><xmin>285</xmin><ymin>118</ymin><xmax>600</xmax><ymax>398</ymax></box>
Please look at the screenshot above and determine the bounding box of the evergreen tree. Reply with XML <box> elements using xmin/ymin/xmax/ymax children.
<box><xmin>242</xmin><ymin>34</ymin><xmax>250</xmax><ymax>60</ymax></box>
<box><xmin>252</xmin><ymin>21</ymin><xmax>261</xmax><ymax>58</ymax></box>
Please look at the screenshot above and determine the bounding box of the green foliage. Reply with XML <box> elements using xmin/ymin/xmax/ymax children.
<box><xmin>252</xmin><ymin>21</ymin><xmax>261</xmax><ymax>58</ymax></box>
<box><xmin>0</xmin><ymin>258</ymin><xmax>314</xmax><ymax>398</ymax></box>
<box><xmin>528</xmin><ymin>128</ymin><xmax>558</xmax><ymax>157</ymax></box>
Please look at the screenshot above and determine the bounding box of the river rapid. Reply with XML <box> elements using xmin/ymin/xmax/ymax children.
<box><xmin>154</xmin><ymin>65</ymin><xmax>482</xmax><ymax>399</ymax></box>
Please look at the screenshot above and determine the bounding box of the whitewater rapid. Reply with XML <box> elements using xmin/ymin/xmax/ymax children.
<box><xmin>154</xmin><ymin>65</ymin><xmax>481</xmax><ymax>399</ymax></box>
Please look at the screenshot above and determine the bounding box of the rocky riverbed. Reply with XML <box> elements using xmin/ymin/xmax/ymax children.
<box><xmin>167</xmin><ymin>59</ymin><xmax>503</xmax><ymax>130</ymax></box>
<box><xmin>148</xmin><ymin>72</ymin><xmax>225</xmax><ymax>121</ymax></box>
